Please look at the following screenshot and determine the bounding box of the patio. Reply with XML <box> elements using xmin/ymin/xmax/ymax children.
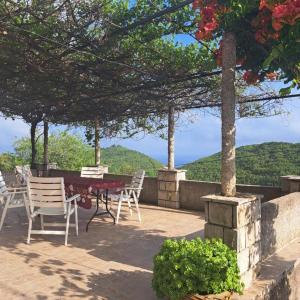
<box><xmin>0</xmin><ymin>203</ymin><xmax>205</xmax><ymax>299</ymax></box>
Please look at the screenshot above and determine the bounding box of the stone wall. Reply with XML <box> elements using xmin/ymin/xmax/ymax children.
<box><xmin>180</xmin><ymin>180</ymin><xmax>281</xmax><ymax>211</ymax></box>
<box><xmin>261</xmin><ymin>192</ymin><xmax>300</xmax><ymax>259</ymax></box>
<box><xmin>48</xmin><ymin>169</ymin><xmax>281</xmax><ymax>209</ymax></box>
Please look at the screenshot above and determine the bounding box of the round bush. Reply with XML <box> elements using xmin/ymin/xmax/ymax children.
<box><xmin>152</xmin><ymin>238</ymin><xmax>243</xmax><ymax>300</ymax></box>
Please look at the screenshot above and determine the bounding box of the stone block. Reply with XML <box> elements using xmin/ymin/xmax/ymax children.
<box><xmin>237</xmin><ymin>247</ymin><xmax>250</xmax><ymax>274</ymax></box>
<box><xmin>209</xmin><ymin>202</ymin><xmax>233</xmax><ymax>228</ymax></box>
<box><xmin>158</xmin><ymin>190</ymin><xmax>168</xmax><ymax>201</ymax></box>
<box><xmin>165</xmin><ymin>200</ymin><xmax>180</xmax><ymax>209</ymax></box>
<box><xmin>255</xmin><ymin>219</ymin><xmax>261</xmax><ymax>242</ymax></box>
<box><xmin>249</xmin><ymin>242</ymin><xmax>261</xmax><ymax>267</ymax></box>
<box><xmin>240</xmin><ymin>267</ymin><xmax>257</xmax><ymax>289</ymax></box>
<box><xmin>165</xmin><ymin>182</ymin><xmax>177</xmax><ymax>192</ymax></box>
<box><xmin>159</xmin><ymin>182</ymin><xmax>166</xmax><ymax>191</ymax></box>
<box><xmin>204</xmin><ymin>202</ymin><xmax>209</xmax><ymax>222</ymax></box>
<box><xmin>251</xmin><ymin>199</ymin><xmax>261</xmax><ymax>221</ymax></box>
<box><xmin>246</xmin><ymin>222</ymin><xmax>256</xmax><ymax>247</ymax></box>
<box><xmin>204</xmin><ymin>223</ymin><xmax>224</xmax><ymax>240</ymax></box>
<box><xmin>233</xmin><ymin>202</ymin><xmax>252</xmax><ymax>228</ymax></box>
<box><xmin>224</xmin><ymin>227</ymin><xmax>246</xmax><ymax>251</ymax></box>
<box><xmin>290</xmin><ymin>181</ymin><xmax>300</xmax><ymax>192</ymax></box>
<box><xmin>158</xmin><ymin>200</ymin><xmax>166</xmax><ymax>207</ymax></box>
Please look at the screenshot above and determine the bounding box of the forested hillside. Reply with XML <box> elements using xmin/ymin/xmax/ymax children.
<box><xmin>0</xmin><ymin>132</ymin><xmax>163</xmax><ymax>176</ymax></box>
<box><xmin>183</xmin><ymin>142</ymin><xmax>300</xmax><ymax>186</ymax></box>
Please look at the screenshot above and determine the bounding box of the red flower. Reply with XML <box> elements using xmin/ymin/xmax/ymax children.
<box><xmin>273</xmin><ymin>4</ymin><xmax>290</xmax><ymax>19</ymax></box>
<box><xmin>272</xmin><ymin>19</ymin><xmax>283</xmax><ymax>31</ymax></box>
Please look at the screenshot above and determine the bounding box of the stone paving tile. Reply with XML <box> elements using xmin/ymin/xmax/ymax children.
<box><xmin>0</xmin><ymin>204</ymin><xmax>205</xmax><ymax>299</ymax></box>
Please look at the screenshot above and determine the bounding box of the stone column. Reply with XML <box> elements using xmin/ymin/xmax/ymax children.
<box><xmin>202</xmin><ymin>194</ymin><xmax>262</xmax><ymax>288</ymax></box>
<box><xmin>157</xmin><ymin>169</ymin><xmax>186</xmax><ymax>209</ymax></box>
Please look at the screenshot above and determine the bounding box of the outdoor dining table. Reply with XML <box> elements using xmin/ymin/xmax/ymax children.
<box><xmin>63</xmin><ymin>176</ymin><xmax>124</xmax><ymax>231</ymax></box>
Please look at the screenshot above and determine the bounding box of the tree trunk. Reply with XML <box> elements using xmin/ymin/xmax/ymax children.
<box><xmin>43</xmin><ymin>120</ymin><xmax>49</xmax><ymax>166</ymax></box>
<box><xmin>221</xmin><ymin>32</ymin><xmax>237</xmax><ymax>197</ymax></box>
<box><xmin>168</xmin><ymin>106</ymin><xmax>175</xmax><ymax>170</ymax></box>
<box><xmin>30</xmin><ymin>120</ymin><xmax>38</xmax><ymax>169</ymax></box>
<box><xmin>95</xmin><ymin>119</ymin><xmax>101</xmax><ymax>166</ymax></box>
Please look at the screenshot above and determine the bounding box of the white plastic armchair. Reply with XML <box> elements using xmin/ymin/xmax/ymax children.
<box><xmin>27</xmin><ymin>177</ymin><xmax>80</xmax><ymax>246</ymax></box>
<box><xmin>110</xmin><ymin>170</ymin><xmax>145</xmax><ymax>224</ymax></box>
<box><xmin>0</xmin><ymin>170</ymin><xmax>29</xmax><ymax>231</ymax></box>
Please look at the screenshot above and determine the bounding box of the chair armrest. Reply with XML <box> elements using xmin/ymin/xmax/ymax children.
<box><xmin>65</xmin><ymin>194</ymin><xmax>81</xmax><ymax>203</ymax></box>
<box><xmin>7</xmin><ymin>186</ymin><xmax>27</xmax><ymax>192</ymax></box>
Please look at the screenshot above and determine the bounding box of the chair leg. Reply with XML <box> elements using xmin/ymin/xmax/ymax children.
<box><xmin>65</xmin><ymin>213</ymin><xmax>71</xmax><ymax>246</ymax></box>
<box><xmin>134</xmin><ymin>198</ymin><xmax>141</xmax><ymax>223</ymax></box>
<box><xmin>74</xmin><ymin>203</ymin><xmax>78</xmax><ymax>236</ymax></box>
<box><xmin>127</xmin><ymin>200</ymin><xmax>133</xmax><ymax>216</ymax></box>
<box><xmin>40</xmin><ymin>215</ymin><xmax>44</xmax><ymax>230</ymax></box>
<box><xmin>116</xmin><ymin>200</ymin><xmax>123</xmax><ymax>224</ymax></box>
<box><xmin>0</xmin><ymin>196</ymin><xmax>10</xmax><ymax>231</ymax></box>
<box><xmin>23</xmin><ymin>193</ymin><xmax>30</xmax><ymax>221</ymax></box>
<box><xmin>27</xmin><ymin>218</ymin><xmax>32</xmax><ymax>244</ymax></box>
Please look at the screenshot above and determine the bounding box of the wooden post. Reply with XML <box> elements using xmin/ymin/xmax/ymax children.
<box><xmin>43</xmin><ymin>119</ymin><xmax>49</xmax><ymax>166</ymax></box>
<box><xmin>30</xmin><ymin>120</ymin><xmax>38</xmax><ymax>169</ymax></box>
<box><xmin>95</xmin><ymin>119</ymin><xmax>101</xmax><ymax>166</ymax></box>
<box><xmin>221</xmin><ymin>32</ymin><xmax>237</xmax><ymax>197</ymax></box>
<box><xmin>168</xmin><ymin>106</ymin><xmax>175</xmax><ymax>170</ymax></box>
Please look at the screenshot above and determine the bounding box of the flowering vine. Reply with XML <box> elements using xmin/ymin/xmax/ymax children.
<box><xmin>193</xmin><ymin>0</ymin><xmax>300</xmax><ymax>85</ymax></box>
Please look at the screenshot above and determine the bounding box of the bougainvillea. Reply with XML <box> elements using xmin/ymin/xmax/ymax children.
<box><xmin>193</xmin><ymin>0</ymin><xmax>300</xmax><ymax>88</ymax></box>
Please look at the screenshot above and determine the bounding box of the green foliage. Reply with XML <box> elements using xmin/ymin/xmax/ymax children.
<box><xmin>0</xmin><ymin>153</ymin><xmax>17</xmax><ymax>171</ymax></box>
<box><xmin>152</xmin><ymin>238</ymin><xmax>243</xmax><ymax>300</ymax></box>
<box><xmin>2</xmin><ymin>131</ymin><xmax>162</xmax><ymax>176</ymax></box>
<box><xmin>183</xmin><ymin>142</ymin><xmax>300</xmax><ymax>186</ymax></box>
<box><xmin>101</xmin><ymin>145</ymin><xmax>162</xmax><ymax>176</ymax></box>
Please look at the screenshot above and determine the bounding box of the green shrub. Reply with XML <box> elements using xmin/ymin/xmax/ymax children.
<box><xmin>152</xmin><ymin>238</ymin><xmax>244</xmax><ymax>300</ymax></box>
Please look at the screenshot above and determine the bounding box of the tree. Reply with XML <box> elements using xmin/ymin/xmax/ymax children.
<box><xmin>193</xmin><ymin>0</ymin><xmax>300</xmax><ymax>196</ymax></box>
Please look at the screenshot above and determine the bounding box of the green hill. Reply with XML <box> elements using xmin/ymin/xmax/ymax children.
<box><xmin>102</xmin><ymin>145</ymin><xmax>163</xmax><ymax>176</ymax></box>
<box><xmin>182</xmin><ymin>142</ymin><xmax>300</xmax><ymax>186</ymax></box>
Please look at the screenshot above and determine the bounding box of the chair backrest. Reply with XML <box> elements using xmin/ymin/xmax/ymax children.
<box><xmin>81</xmin><ymin>166</ymin><xmax>105</xmax><ymax>179</ymax></box>
<box><xmin>0</xmin><ymin>171</ymin><xmax>8</xmax><ymax>195</ymax></box>
<box><xmin>130</xmin><ymin>170</ymin><xmax>145</xmax><ymax>199</ymax></box>
<box><xmin>15</xmin><ymin>165</ymin><xmax>32</xmax><ymax>185</ymax></box>
<box><xmin>27</xmin><ymin>177</ymin><xmax>66</xmax><ymax>212</ymax></box>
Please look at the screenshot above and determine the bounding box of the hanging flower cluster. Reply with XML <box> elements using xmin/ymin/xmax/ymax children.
<box><xmin>193</xmin><ymin>0</ymin><xmax>299</xmax><ymax>85</ymax></box>
<box><xmin>193</xmin><ymin>0</ymin><xmax>224</xmax><ymax>40</ymax></box>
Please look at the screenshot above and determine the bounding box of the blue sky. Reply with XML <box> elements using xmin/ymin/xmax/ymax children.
<box><xmin>1</xmin><ymin>97</ymin><xmax>300</xmax><ymax>166</ymax></box>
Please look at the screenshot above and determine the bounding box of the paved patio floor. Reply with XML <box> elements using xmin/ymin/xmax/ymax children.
<box><xmin>0</xmin><ymin>203</ymin><xmax>205</xmax><ymax>300</ymax></box>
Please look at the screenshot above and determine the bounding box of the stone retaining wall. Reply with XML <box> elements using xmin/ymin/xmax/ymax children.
<box><xmin>47</xmin><ymin>170</ymin><xmax>281</xmax><ymax>209</ymax></box>
<box><xmin>261</xmin><ymin>192</ymin><xmax>300</xmax><ymax>259</ymax></box>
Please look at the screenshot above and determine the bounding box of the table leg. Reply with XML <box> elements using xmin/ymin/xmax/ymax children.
<box><xmin>104</xmin><ymin>189</ymin><xmax>115</xmax><ymax>224</ymax></box>
<box><xmin>86</xmin><ymin>190</ymin><xmax>100</xmax><ymax>232</ymax></box>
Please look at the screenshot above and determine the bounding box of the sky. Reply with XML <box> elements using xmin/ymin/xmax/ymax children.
<box><xmin>1</xmin><ymin>97</ymin><xmax>300</xmax><ymax>166</ymax></box>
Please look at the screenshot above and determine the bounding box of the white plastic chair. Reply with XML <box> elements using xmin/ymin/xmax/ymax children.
<box><xmin>81</xmin><ymin>166</ymin><xmax>107</xmax><ymax>179</ymax></box>
<box><xmin>27</xmin><ymin>177</ymin><xmax>80</xmax><ymax>246</ymax></box>
<box><xmin>110</xmin><ymin>170</ymin><xmax>145</xmax><ymax>224</ymax></box>
<box><xmin>0</xmin><ymin>170</ymin><xmax>29</xmax><ymax>231</ymax></box>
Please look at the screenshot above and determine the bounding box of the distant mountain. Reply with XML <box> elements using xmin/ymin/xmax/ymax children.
<box><xmin>182</xmin><ymin>142</ymin><xmax>300</xmax><ymax>186</ymax></box>
<box><xmin>102</xmin><ymin>145</ymin><xmax>163</xmax><ymax>177</ymax></box>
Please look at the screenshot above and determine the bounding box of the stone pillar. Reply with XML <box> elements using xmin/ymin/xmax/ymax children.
<box><xmin>157</xmin><ymin>169</ymin><xmax>186</xmax><ymax>209</ymax></box>
<box><xmin>202</xmin><ymin>194</ymin><xmax>262</xmax><ymax>288</ymax></box>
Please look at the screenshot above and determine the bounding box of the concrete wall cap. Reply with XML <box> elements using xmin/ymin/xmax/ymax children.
<box><xmin>201</xmin><ymin>193</ymin><xmax>263</xmax><ymax>206</ymax></box>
